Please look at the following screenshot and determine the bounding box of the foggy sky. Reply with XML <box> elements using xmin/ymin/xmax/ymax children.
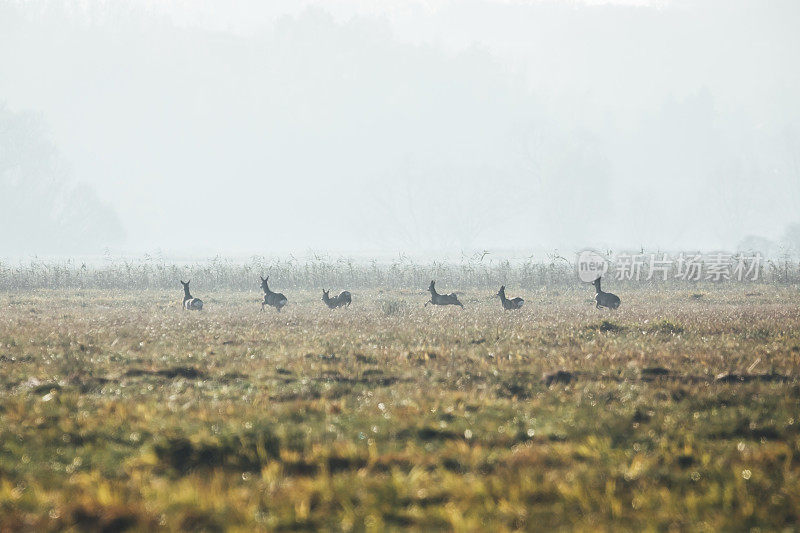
<box><xmin>1</xmin><ymin>0</ymin><xmax>798</xmax><ymax>257</ymax></box>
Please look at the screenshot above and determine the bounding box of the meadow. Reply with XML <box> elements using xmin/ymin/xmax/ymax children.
<box><xmin>0</xmin><ymin>259</ymin><xmax>799</xmax><ymax>531</ymax></box>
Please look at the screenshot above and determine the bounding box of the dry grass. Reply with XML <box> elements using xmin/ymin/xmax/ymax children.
<box><xmin>1</xmin><ymin>284</ymin><xmax>799</xmax><ymax>531</ymax></box>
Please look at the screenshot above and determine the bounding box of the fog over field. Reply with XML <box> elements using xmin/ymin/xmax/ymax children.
<box><xmin>4</xmin><ymin>5</ymin><xmax>800</xmax><ymax>529</ymax></box>
<box><xmin>1</xmin><ymin>0</ymin><xmax>799</xmax><ymax>258</ymax></box>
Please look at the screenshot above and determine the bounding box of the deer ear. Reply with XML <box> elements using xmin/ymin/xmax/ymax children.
<box><xmin>180</xmin><ymin>280</ymin><xmax>185</xmax><ymax>284</ymax></box>
<box><xmin>260</xmin><ymin>275</ymin><xmax>264</xmax><ymax>281</ymax></box>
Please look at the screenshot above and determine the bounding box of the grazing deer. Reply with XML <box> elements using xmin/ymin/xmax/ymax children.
<box><xmin>180</xmin><ymin>280</ymin><xmax>203</xmax><ymax>311</ymax></box>
<box><xmin>497</xmin><ymin>285</ymin><xmax>524</xmax><ymax>310</ymax></box>
<box><xmin>593</xmin><ymin>277</ymin><xmax>621</xmax><ymax>309</ymax></box>
<box><xmin>425</xmin><ymin>280</ymin><xmax>464</xmax><ymax>308</ymax></box>
<box><xmin>322</xmin><ymin>289</ymin><xmax>352</xmax><ymax>309</ymax></box>
<box><xmin>260</xmin><ymin>275</ymin><xmax>288</xmax><ymax>312</ymax></box>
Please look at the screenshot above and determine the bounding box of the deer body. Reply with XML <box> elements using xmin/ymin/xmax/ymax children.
<box><xmin>497</xmin><ymin>285</ymin><xmax>524</xmax><ymax>310</ymax></box>
<box><xmin>260</xmin><ymin>276</ymin><xmax>288</xmax><ymax>312</ymax></box>
<box><xmin>425</xmin><ymin>281</ymin><xmax>464</xmax><ymax>308</ymax></box>
<box><xmin>180</xmin><ymin>280</ymin><xmax>203</xmax><ymax>310</ymax></box>
<box><xmin>593</xmin><ymin>277</ymin><xmax>620</xmax><ymax>309</ymax></box>
<box><xmin>322</xmin><ymin>289</ymin><xmax>352</xmax><ymax>309</ymax></box>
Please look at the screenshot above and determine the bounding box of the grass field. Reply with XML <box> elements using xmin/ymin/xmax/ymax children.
<box><xmin>1</xmin><ymin>283</ymin><xmax>799</xmax><ymax>531</ymax></box>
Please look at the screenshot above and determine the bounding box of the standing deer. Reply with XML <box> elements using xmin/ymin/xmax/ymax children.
<box><xmin>497</xmin><ymin>285</ymin><xmax>524</xmax><ymax>310</ymax></box>
<box><xmin>425</xmin><ymin>280</ymin><xmax>464</xmax><ymax>308</ymax></box>
<box><xmin>180</xmin><ymin>280</ymin><xmax>203</xmax><ymax>310</ymax></box>
<box><xmin>593</xmin><ymin>276</ymin><xmax>621</xmax><ymax>309</ymax></box>
<box><xmin>322</xmin><ymin>289</ymin><xmax>352</xmax><ymax>309</ymax></box>
<box><xmin>260</xmin><ymin>275</ymin><xmax>288</xmax><ymax>312</ymax></box>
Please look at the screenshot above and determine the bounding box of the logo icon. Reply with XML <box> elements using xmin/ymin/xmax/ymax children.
<box><xmin>577</xmin><ymin>249</ymin><xmax>609</xmax><ymax>283</ymax></box>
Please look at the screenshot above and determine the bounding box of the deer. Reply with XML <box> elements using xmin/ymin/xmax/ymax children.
<box><xmin>425</xmin><ymin>280</ymin><xmax>464</xmax><ymax>308</ymax></box>
<box><xmin>180</xmin><ymin>280</ymin><xmax>203</xmax><ymax>311</ymax></box>
<box><xmin>593</xmin><ymin>276</ymin><xmax>621</xmax><ymax>309</ymax></box>
<box><xmin>322</xmin><ymin>289</ymin><xmax>352</xmax><ymax>309</ymax></box>
<box><xmin>260</xmin><ymin>275</ymin><xmax>288</xmax><ymax>312</ymax></box>
<box><xmin>497</xmin><ymin>285</ymin><xmax>524</xmax><ymax>310</ymax></box>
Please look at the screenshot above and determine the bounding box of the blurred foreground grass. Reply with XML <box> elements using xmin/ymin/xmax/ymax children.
<box><xmin>0</xmin><ymin>285</ymin><xmax>799</xmax><ymax>531</ymax></box>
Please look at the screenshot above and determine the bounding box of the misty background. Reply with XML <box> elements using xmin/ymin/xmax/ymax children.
<box><xmin>1</xmin><ymin>0</ymin><xmax>799</xmax><ymax>259</ymax></box>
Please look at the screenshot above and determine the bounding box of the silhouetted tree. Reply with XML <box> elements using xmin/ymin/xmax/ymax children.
<box><xmin>0</xmin><ymin>105</ymin><xmax>125</xmax><ymax>254</ymax></box>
